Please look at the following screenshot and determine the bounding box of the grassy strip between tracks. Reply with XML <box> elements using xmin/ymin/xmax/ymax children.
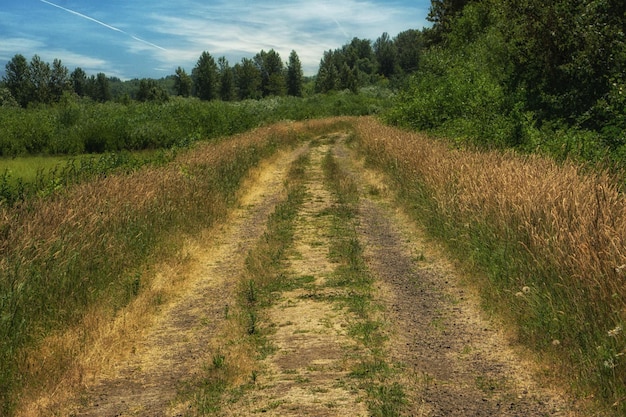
<box><xmin>179</xmin><ymin>145</ymin><xmax>310</xmax><ymax>415</ymax></box>
<box><xmin>322</xmin><ymin>145</ymin><xmax>406</xmax><ymax>416</ymax></box>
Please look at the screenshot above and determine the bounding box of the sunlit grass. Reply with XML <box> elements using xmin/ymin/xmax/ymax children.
<box><xmin>0</xmin><ymin>118</ymin><xmax>351</xmax><ymax>416</ymax></box>
<box><xmin>354</xmin><ymin>116</ymin><xmax>626</xmax><ymax>415</ymax></box>
<box><xmin>0</xmin><ymin>155</ymin><xmax>71</xmax><ymax>183</ymax></box>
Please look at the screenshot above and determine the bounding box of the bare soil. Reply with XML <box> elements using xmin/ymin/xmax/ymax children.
<box><xmin>39</xmin><ymin>132</ymin><xmax>584</xmax><ymax>416</ymax></box>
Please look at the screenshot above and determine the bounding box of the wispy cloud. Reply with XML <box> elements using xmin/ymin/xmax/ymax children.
<box><xmin>2</xmin><ymin>0</ymin><xmax>429</xmax><ymax>79</ymax></box>
<box><xmin>39</xmin><ymin>0</ymin><xmax>167</xmax><ymax>52</ymax></box>
<box><xmin>149</xmin><ymin>0</ymin><xmax>424</xmax><ymax>74</ymax></box>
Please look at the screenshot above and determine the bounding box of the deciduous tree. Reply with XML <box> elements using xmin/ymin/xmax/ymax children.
<box><xmin>29</xmin><ymin>55</ymin><xmax>51</xmax><ymax>104</ymax></box>
<box><xmin>136</xmin><ymin>78</ymin><xmax>169</xmax><ymax>103</ymax></box>
<box><xmin>254</xmin><ymin>49</ymin><xmax>285</xmax><ymax>97</ymax></box>
<box><xmin>3</xmin><ymin>54</ymin><xmax>31</xmax><ymax>107</ymax></box>
<box><xmin>174</xmin><ymin>66</ymin><xmax>192</xmax><ymax>97</ymax></box>
<box><xmin>70</xmin><ymin>67</ymin><xmax>88</xmax><ymax>97</ymax></box>
<box><xmin>315</xmin><ymin>50</ymin><xmax>339</xmax><ymax>93</ymax></box>
<box><xmin>235</xmin><ymin>58</ymin><xmax>262</xmax><ymax>100</ymax></box>
<box><xmin>395</xmin><ymin>29</ymin><xmax>423</xmax><ymax>74</ymax></box>
<box><xmin>192</xmin><ymin>51</ymin><xmax>219</xmax><ymax>100</ymax></box>
<box><xmin>90</xmin><ymin>73</ymin><xmax>112</xmax><ymax>102</ymax></box>
<box><xmin>286</xmin><ymin>50</ymin><xmax>304</xmax><ymax>97</ymax></box>
<box><xmin>374</xmin><ymin>32</ymin><xmax>399</xmax><ymax>79</ymax></box>
<box><xmin>218</xmin><ymin>57</ymin><xmax>235</xmax><ymax>101</ymax></box>
<box><xmin>49</xmin><ymin>58</ymin><xmax>71</xmax><ymax>102</ymax></box>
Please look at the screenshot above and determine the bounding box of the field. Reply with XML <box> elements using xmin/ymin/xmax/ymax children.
<box><xmin>1</xmin><ymin>114</ymin><xmax>625</xmax><ymax>416</ymax></box>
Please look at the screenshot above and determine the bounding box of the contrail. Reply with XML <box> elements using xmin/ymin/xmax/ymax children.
<box><xmin>39</xmin><ymin>0</ymin><xmax>167</xmax><ymax>51</ymax></box>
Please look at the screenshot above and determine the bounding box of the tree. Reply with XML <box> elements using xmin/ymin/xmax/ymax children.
<box><xmin>286</xmin><ymin>50</ymin><xmax>304</xmax><ymax>97</ymax></box>
<box><xmin>374</xmin><ymin>32</ymin><xmax>399</xmax><ymax>79</ymax></box>
<box><xmin>218</xmin><ymin>57</ymin><xmax>235</xmax><ymax>101</ymax></box>
<box><xmin>192</xmin><ymin>51</ymin><xmax>219</xmax><ymax>100</ymax></box>
<box><xmin>0</xmin><ymin>87</ymin><xmax>19</xmax><ymax>107</ymax></box>
<box><xmin>136</xmin><ymin>78</ymin><xmax>169</xmax><ymax>103</ymax></box>
<box><xmin>90</xmin><ymin>73</ymin><xmax>111</xmax><ymax>102</ymax></box>
<box><xmin>234</xmin><ymin>58</ymin><xmax>262</xmax><ymax>100</ymax></box>
<box><xmin>29</xmin><ymin>55</ymin><xmax>51</xmax><ymax>104</ymax></box>
<box><xmin>343</xmin><ymin>37</ymin><xmax>376</xmax><ymax>85</ymax></box>
<box><xmin>3</xmin><ymin>54</ymin><xmax>31</xmax><ymax>107</ymax></box>
<box><xmin>254</xmin><ymin>49</ymin><xmax>285</xmax><ymax>97</ymax></box>
<box><xmin>395</xmin><ymin>29</ymin><xmax>423</xmax><ymax>74</ymax></box>
<box><xmin>315</xmin><ymin>50</ymin><xmax>339</xmax><ymax>93</ymax></box>
<box><xmin>340</xmin><ymin>63</ymin><xmax>358</xmax><ymax>93</ymax></box>
<box><xmin>499</xmin><ymin>0</ymin><xmax>626</xmax><ymax>125</ymax></box>
<box><xmin>174</xmin><ymin>66</ymin><xmax>192</xmax><ymax>97</ymax></box>
<box><xmin>426</xmin><ymin>0</ymin><xmax>474</xmax><ymax>44</ymax></box>
<box><xmin>49</xmin><ymin>58</ymin><xmax>71</xmax><ymax>102</ymax></box>
<box><xmin>70</xmin><ymin>67</ymin><xmax>88</xmax><ymax>97</ymax></box>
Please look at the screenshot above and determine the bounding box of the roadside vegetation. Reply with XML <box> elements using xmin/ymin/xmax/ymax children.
<box><xmin>354</xmin><ymin>117</ymin><xmax>626</xmax><ymax>414</ymax></box>
<box><xmin>387</xmin><ymin>0</ymin><xmax>626</xmax><ymax>170</ymax></box>
<box><xmin>0</xmin><ymin>118</ymin><xmax>346</xmax><ymax>415</ymax></box>
<box><xmin>2</xmin><ymin>0</ymin><xmax>626</xmax><ymax>414</ymax></box>
<box><xmin>0</xmin><ymin>92</ymin><xmax>390</xmax><ymax>206</ymax></box>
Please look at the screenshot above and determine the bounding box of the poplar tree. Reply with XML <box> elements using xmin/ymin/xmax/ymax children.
<box><xmin>218</xmin><ymin>57</ymin><xmax>235</xmax><ymax>101</ymax></box>
<box><xmin>174</xmin><ymin>66</ymin><xmax>192</xmax><ymax>97</ymax></box>
<box><xmin>192</xmin><ymin>51</ymin><xmax>219</xmax><ymax>100</ymax></box>
<box><xmin>286</xmin><ymin>50</ymin><xmax>303</xmax><ymax>97</ymax></box>
<box><xmin>3</xmin><ymin>54</ymin><xmax>31</xmax><ymax>107</ymax></box>
<box><xmin>235</xmin><ymin>58</ymin><xmax>262</xmax><ymax>100</ymax></box>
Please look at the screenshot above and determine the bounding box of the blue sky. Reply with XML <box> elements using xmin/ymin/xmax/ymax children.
<box><xmin>0</xmin><ymin>0</ymin><xmax>431</xmax><ymax>80</ymax></box>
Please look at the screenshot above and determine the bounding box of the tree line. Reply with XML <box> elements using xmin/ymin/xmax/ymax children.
<box><xmin>1</xmin><ymin>28</ymin><xmax>423</xmax><ymax>108</ymax></box>
<box><xmin>0</xmin><ymin>48</ymin><xmax>306</xmax><ymax>107</ymax></box>
<box><xmin>314</xmin><ymin>30</ymin><xmax>422</xmax><ymax>93</ymax></box>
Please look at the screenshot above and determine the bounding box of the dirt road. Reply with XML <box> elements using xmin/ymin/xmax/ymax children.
<box><xmin>53</xmin><ymin>133</ymin><xmax>581</xmax><ymax>416</ymax></box>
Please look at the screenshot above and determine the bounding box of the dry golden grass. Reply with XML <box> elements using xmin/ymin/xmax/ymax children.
<box><xmin>353</xmin><ymin>116</ymin><xmax>626</xmax><ymax>412</ymax></box>
<box><xmin>1</xmin><ymin>118</ymin><xmax>351</xmax><ymax>415</ymax></box>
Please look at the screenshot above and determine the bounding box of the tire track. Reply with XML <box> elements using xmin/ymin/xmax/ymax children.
<box><xmin>223</xmin><ymin>140</ymin><xmax>369</xmax><ymax>416</ymax></box>
<box><xmin>69</xmin><ymin>145</ymin><xmax>308</xmax><ymax>417</ymax></box>
<box><xmin>332</xmin><ymin>137</ymin><xmax>580</xmax><ymax>416</ymax></box>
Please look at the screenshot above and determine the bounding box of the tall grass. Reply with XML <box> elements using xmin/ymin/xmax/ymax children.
<box><xmin>353</xmin><ymin>117</ymin><xmax>626</xmax><ymax>414</ymax></box>
<box><xmin>0</xmin><ymin>118</ymin><xmax>349</xmax><ymax>415</ymax></box>
<box><xmin>0</xmin><ymin>91</ymin><xmax>391</xmax><ymax>157</ymax></box>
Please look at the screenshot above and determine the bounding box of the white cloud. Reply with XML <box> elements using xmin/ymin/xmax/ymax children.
<box><xmin>1</xmin><ymin>0</ymin><xmax>430</xmax><ymax>79</ymax></box>
<box><xmin>147</xmin><ymin>0</ymin><xmax>427</xmax><ymax>75</ymax></box>
<box><xmin>0</xmin><ymin>38</ymin><xmax>124</xmax><ymax>79</ymax></box>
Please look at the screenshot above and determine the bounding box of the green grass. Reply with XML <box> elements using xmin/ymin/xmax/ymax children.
<box><xmin>188</xmin><ymin>151</ymin><xmax>310</xmax><ymax>415</ymax></box>
<box><xmin>321</xmin><ymin>147</ymin><xmax>406</xmax><ymax>417</ymax></box>
<box><xmin>0</xmin><ymin>120</ymin><xmax>346</xmax><ymax>416</ymax></box>
<box><xmin>0</xmin><ymin>155</ymin><xmax>71</xmax><ymax>183</ymax></box>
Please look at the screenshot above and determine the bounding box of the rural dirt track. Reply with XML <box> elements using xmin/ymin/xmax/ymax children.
<box><xmin>57</xmin><ymin>133</ymin><xmax>582</xmax><ymax>416</ymax></box>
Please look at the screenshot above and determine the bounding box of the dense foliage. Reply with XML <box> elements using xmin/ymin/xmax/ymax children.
<box><xmin>387</xmin><ymin>0</ymin><xmax>626</xmax><ymax>167</ymax></box>
<box><xmin>0</xmin><ymin>91</ymin><xmax>391</xmax><ymax>207</ymax></box>
<box><xmin>1</xmin><ymin>49</ymin><xmax>308</xmax><ymax>107</ymax></box>
<box><xmin>314</xmin><ymin>31</ymin><xmax>423</xmax><ymax>93</ymax></box>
